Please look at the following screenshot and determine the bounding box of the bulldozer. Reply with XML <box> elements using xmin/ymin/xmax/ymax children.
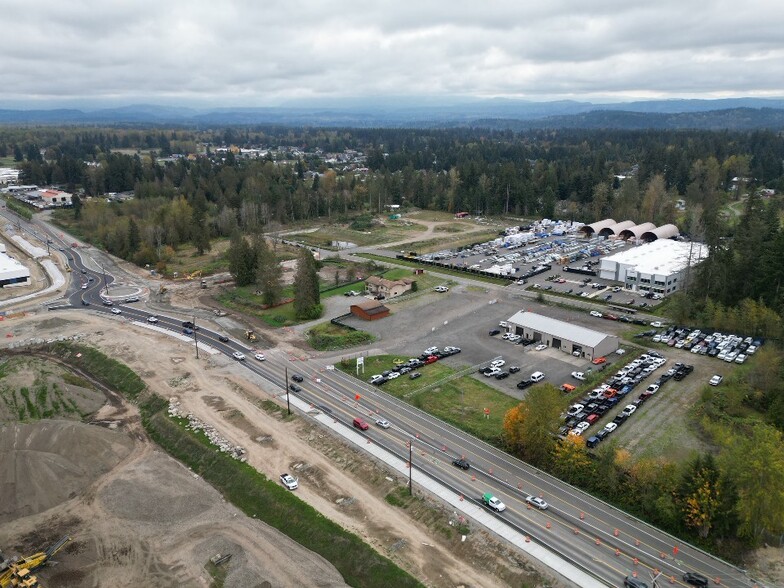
<box><xmin>159</xmin><ymin>284</ymin><xmax>167</xmax><ymax>295</ymax></box>
<box><xmin>0</xmin><ymin>536</ymin><xmax>70</xmax><ymax>588</ymax></box>
<box><xmin>244</xmin><ymin>330</ymin><xmax>257</xmax><ymax>342</ymax></box>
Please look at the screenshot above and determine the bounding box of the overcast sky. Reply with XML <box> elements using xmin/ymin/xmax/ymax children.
<box><xmin>3</xmin><ymin>0</ymin><xmax>783</xmax><ymax>108</ymax></box>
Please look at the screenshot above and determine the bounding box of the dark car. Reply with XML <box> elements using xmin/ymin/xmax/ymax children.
<box><xmin>409</xmin><ymin>372</ymin><xmax>422</xmax><ymax>380</ymax></box>
<box><xmin>509</xmin><ymin>366</ymin><xmax>520</xmax><ymax>374</ymax></box>
<box><xmin>452</xmin><ymin>458</ymin><xmax>470</xmax><ymax>470</ymax></box>
<box><xmin>292</xmin><ymin>374</ymin><xmax>304</xmax><ymax>382</ymax></box>
<box><xmin>495</xmin><ymin>371</ymin><xmax>510</xmax><ymax>380</ymax></box>
<box><xmin>682</xmin><ymin>573</ymin><xmax>709</xmax><ymax>587</ymax></box>
<box><xmin>218</xmin><ymin>335</ymin><xmax>230</xmax><ymax>343</ymax></box>
<box><xmin>183</xmin><ymin>328</ymin><xmax>193</xmax><ymax>335</ymax></box>
<box><xmin>81</xmin><ymin>300</ymin><xmax>90</xmax><ymax>306</ymax></box>
<box><xmin>288</xmin><ymin>384</ymin><xmax>302</xmax><ymax>393</ymax></box>
<box><xmin>516</xmin><ymin>379</ymin><xmax>533</xmax><ymax>389</ymax></box>
<box><xmin>623</xmin><ymin>577</ymin><xmax>648</xmax><ymax>588</ymax></box>
<box><xmin>489</xmin><ymin>329</ymin><xmax>501</xmax><ymax>336</ymax></box>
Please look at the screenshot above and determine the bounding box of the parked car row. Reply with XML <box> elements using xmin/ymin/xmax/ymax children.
<box><xmin>589</xmin><ymin>309</ymin><xmax>649</xmax><ymax>325</ymax></box>
<box><xmin>368</xmin><ymin>346</ymin><xmax>461</xmax><ymax>385</ymax></box>
<box><xmin>639</xmin><ymin>326</ymin><xmax>763</xmax><ymax>362</ymax></box>
<box><xmin>560</xmin><ymin>352</ymin><xmax>671</xmax><ymax>444</ymax></box>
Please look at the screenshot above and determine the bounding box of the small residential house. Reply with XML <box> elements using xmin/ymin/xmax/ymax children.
<box><xmin>364</xmin><ymin>276</ymin><xmax>415</xmax><ymax>298</ymax></box>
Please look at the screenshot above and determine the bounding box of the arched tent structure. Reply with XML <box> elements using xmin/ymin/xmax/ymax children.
<box><xmin>579</xmin><ymin>218</ymin><xmax>616</xmax><ymax>237</ymax></box>
<box><xmin>641</xmin><ymin>223</ymin><xmax>680</xmax><ymax>242</ymax></box>
<box><xmin>599</xmin><ymin>220</ymin><xmax>636</xmax><ymax>237</ymax></box>
<box><xmin>619</xmin><ymin>222</ymin><xmax>656</xmax><ymax>241</ymax></box>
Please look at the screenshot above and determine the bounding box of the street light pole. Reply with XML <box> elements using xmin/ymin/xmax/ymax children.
<box><xmin>285</xmin><ymin>366</ymin><xmax>290</xmax><ymax>415</ymax></box>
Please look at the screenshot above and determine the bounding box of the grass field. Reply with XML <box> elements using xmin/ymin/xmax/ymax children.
<box><xmin>385</xmin><ymin>230</ymin><xmax>501</xmax><ymax>254</ymax></box>
<box><xmin>287</xmin><ymin>220</ymin><xmax>422</xmax><ymax>248</ymax></box>
<box><xmin>338</xmin><ymin>354</ymin><xmax>519</xmax><ymax>443</ymax></box>
<box><xmin>357</xmin><ymin>253</ymin><xmax>510</xmax><ymax>286</ymax></box>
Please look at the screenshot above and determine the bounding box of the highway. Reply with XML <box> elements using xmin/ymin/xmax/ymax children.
<box><xmin>23</xmin><ymin>217</ymin><xmax>762</xmax><ymax>588</ymax></box>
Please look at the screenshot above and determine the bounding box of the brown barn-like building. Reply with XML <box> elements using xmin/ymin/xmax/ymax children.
<box><xmin>350</xmin><ymin>299</ymin><xmax>390</xmax><ymax>321</ymax></box>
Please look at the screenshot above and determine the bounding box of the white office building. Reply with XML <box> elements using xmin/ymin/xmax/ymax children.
<box><xmin>599</xmin><ymin>239</ymin><xmax>708</xmax><ymax>296</ymax></box>
<box><xmin>0</xmin><ymin>244</ymin><xmax>31</xmax><ymax>288</ymax></box>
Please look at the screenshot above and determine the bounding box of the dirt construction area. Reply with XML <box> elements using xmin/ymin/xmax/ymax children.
<box><xmin>0</xmin><ymin>311</ymin><xmax>547</xmax><ymax>588</ymax></box>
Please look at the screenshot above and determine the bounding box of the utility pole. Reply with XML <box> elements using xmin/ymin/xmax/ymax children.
<box><xmin>192</xmin><ymin>315</ymin><xmax>199</xmax><ymax>359</ymax></box>
<box><xmin>284</xmin><ymin>366</ymin><xmax>290</xmax><ymax>415</ymax></box>
<box><xmin>408</xmin><ymin>441</ymin><xmax>413</xmax><ymax>496</ymax></box>
<box><xmin>102</xmin><ymin>266</ymin><xmax>109</xmax><ymax>294</ymax></box>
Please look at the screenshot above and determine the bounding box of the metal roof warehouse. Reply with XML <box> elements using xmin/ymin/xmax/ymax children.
<box><xmin>507</xmin><ymin>311</ymin><xmax>618</xmax><ymax>360</ymax></box>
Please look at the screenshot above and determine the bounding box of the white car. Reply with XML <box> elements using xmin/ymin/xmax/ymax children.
<box><xmin>81</xmin><ymin>283</ymin><xmax>88</xmax><ymax>289</ymax></box>
<box><xmin>526</xmin><ymin>496</ymin><xmax>549</xmax><ymax>510</ymax></box>
<box><xmin>734</xmin><ymin>353</ymin><xmax>747</xmax><ymax>364</ymax></box>
<box><xmin>254</xmin><ymin>353</ymin><xmax>266</xmax><ymax>361</ymax></box>
<box><xmin>280</xmin><ymin>473</ymin><xmax>298</xmax><ymax>490</ymax></box>
<box><xmin>535</xmin><ymin>344</ymin><xmax>547</xmax><ymax>351</ymax></box>
<box><xmin>424</xmin><ymin>346</ymin><xmax>439</xmax><ymax>355</ymax></box>
<box><xmin>434</xmin><ymin>286</ymin><xmax>449</xmax><ymax>293</ymax></box>
<box><xmin>111</xmin><ymin>308</ymin><xmax>121</xmax><ymax>315</ymax></box>
<box><xmin>567</xmin><ymin>404</ymin><xmax>585</xmax><ymax>417</ymax></box>
<box><xmin>646</xmin><ymin>384</ymin><xmax>659</xmax><ymax>394</ymax></box>
<box><xmin>622</xmin><ymin>404</ymin><xmax>637</xmax><ymax>417</ymax></box>
<box><xmin>530</xmin><ymin>371</ymin><xmax>545</xmax><ymax>382</ymax></box>
<box><xmin>375</xmin><ymin>418</ymin><xmax>391</xmax><ymax>429</ymax></box>
<box><xmin>603</xmin><ymin>422</ymin><xmax>618</xmax><ymax>434</ymax></box>
<box><xmin>387</xmin><ymin>371</ymin><xmax>400</xmax><ymax>379</ymax></box>
<box><xmin>147</xmin><ymin>316</ymin><xmax>159</xmax><ymax>324</ymax></box>
<box><xmin>490</xmin><ymin>359</ymin><xmax>506</xmax><ymax>368</ymax></box>
<box><xmin>571</xmin><ymin>371</ymin><xmax>586</xmax><ymax>381</ymax></box>
<box><xmin>499</xmin><ymin>321</ymin><xmax>508</xmax><ymax>328</ymax></box>
<box><xmin>590</xmin><ymin>310</ymin><xmax>603</xmax><ymax>318</ymax></box>
<box><xmin>709</xmin><ymin>375</ymin><xmax>723</xmax><ymax>386</ymax></box>
<box><xmin>650</xmin><ymin>321</ymin><xmax>664</xmax><ymax>328</ymax></box>
<box><xmin>232</xmin><ymin>352</ymin><xmax>246</xmax><ymax>361</ymax></box>
<box><xmin>746</xmin><ymin>345</ymin><xmax>757</xmax><ymax>355</ymax></box>
<box><xmin>484</xmin><ymin>368</ymin><xmax>502</xmax><ymax>377</ymax></box>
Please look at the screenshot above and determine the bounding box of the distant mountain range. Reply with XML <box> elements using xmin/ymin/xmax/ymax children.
<box><xmin>1</xmin><ymin>98</ymin><xmax>784</xmax><ymax>129</ymax></box>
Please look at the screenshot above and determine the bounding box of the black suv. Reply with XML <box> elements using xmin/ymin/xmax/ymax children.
<box><xmin>452</xmin><ymin>458</ymin><xmax>470</xmax><ymax>470</ymax></box>
<box><xmin>291</xmin><ymin>374</ymin><xmax>304</xmax><ymax>382</ymax></box>
<box><xmin>682</xmin><ymin>572</ymin><xmax>709</xmax><ymax>587</ymax></box>
<box><xmin>218</xmin><ymin>335</ymin><xmax>229</xmax><ymax>343</ymax></box>
<box><xmin>516</xmin><ymin>379</ymin><xmax>533</xmax><ymax>390</ymax></box>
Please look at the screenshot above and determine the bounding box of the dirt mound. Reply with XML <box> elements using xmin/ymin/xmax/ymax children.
<box><xmin>100</xmin><ymin>458</ymin><xmax>215</xmax><ymax>523</ymax></box>
<box><xmin>0</xmin><ymin>421</ymin><xmax>133</xmax><ymax>523</ymax></box>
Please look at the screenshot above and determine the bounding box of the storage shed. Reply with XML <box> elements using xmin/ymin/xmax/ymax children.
<box><xmin>350</xmin><ymin>300</ymin><xmax>391</xmax><ymax>321</ymax></box>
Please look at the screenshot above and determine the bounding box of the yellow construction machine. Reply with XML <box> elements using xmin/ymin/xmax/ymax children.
<box><xmin>244</xmin><ymin>330</ymin><xmax>257</xmax><ymax>342</ymax></box>
<box><xmin>0</xmin><ymin>536</ymin><xmax>70</xmax><ymax>588</ymax></box>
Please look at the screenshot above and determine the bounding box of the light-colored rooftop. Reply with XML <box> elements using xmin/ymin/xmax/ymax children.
<box><xmin>507</xmin><ymin>311</ymin><xmax>613</xmax><ymax>348</ymax></box>
<box><xmin>603</xmin><ymin>239</ymin><xmax>707</xmax><ymax>275</ymax></box>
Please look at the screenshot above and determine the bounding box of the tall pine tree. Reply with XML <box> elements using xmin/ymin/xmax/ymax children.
<box><xmin>255</xmin><ymin>237</ymin><xmax>283</xmax><ymax>307</ymax></box>
<box><xmin>293</xmin><ymin>248</ymin><xmax>321</xmax><ymax>320</ymax></box>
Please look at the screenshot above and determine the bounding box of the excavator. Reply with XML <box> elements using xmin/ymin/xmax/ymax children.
<box><xmin>0</xmin><ymin>536</ymin><xmax>70</xmax><ymax>588</ymax></box>
<box><xmin>244</xmin><ymin>330</ymin><xmax>257</xmax><ymax>342</ymax></box>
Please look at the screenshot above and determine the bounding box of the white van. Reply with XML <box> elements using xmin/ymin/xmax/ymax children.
<box><xmin>530</xmin><ymin>371</ymin><xmax>545</xmax><ymax>382</ymax></box>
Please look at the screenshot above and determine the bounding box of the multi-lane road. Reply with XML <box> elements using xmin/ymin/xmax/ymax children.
<box><xmin>23</xmin><ymin>217</ymin><xmax>764</xmax><ymax>588</ymax></box>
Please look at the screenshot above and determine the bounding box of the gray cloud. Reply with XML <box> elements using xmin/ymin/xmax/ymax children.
<box><xmin>2</xmin><ymin>0</ymin><xmax>783</xmax><ymax>107</ymax></box>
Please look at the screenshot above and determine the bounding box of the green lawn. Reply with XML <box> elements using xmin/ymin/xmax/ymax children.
<box><xmin>339</xmin><ymin>355</ymin><xmax>519</xmax><ymax>443</ymax></box>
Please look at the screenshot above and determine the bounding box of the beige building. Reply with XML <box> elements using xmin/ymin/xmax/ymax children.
<box><xmin>364</xmin><ymin>276</ymin><xmax>415</xmax><ymax>298</ymax></box>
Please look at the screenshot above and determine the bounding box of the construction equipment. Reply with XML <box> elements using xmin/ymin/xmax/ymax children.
<box><xmin>200</xmin><ymin>279</ymin><xmax>207</xmax><ymax>289</ymax></box>
<box><xmin>0</xmin><ymin>536</ymin><xmax>70</xmax><ymax>588</ymax></box>
<box><xmin>244</xmin><ymin>330</ymin><xmax>257</xmax><ymax>342</ymax></box>
<box><xmin>159</xmin><ymin>284</ymin><xmax>167</xmax><ymax>295</ymax></box>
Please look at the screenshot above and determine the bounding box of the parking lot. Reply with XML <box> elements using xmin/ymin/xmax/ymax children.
<box><xmin>409</xmin><ymin>219</ymin><xmax>665</xmax><ymax>311</ymax></box>
<box><xmin>340</xmin><ymin>282</ymin><xmax>628</xmax><ymax>399</ymax></box>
